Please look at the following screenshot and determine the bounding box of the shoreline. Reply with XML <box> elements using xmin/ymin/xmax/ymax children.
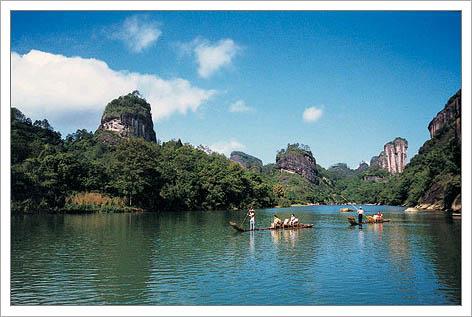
<box><xmin>12</xmin><ymin>202</ymin><xmax>458</xmax><ymax>215</ymax></box>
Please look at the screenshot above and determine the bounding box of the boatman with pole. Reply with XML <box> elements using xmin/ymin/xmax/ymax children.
<box><xmin>248</xmin><ymin>208</ymin><xmax>255</xmax><ymax>231</ymax></box>
<box><xmin>357</xmin><ymin>207</ymin><xmax>364</xmax><ymax>224</ymax></box>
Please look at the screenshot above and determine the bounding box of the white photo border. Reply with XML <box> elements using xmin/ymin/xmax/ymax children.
<box><xmin>1</xmin><ymin>1</ymin><xmax>471</xmax><ymax>316</ymax></box>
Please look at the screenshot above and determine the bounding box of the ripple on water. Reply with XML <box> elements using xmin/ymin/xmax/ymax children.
<box><xmin>11</xmin><ymin>207</ymin><xmax>461</xmax><ymax>305</ymax></box>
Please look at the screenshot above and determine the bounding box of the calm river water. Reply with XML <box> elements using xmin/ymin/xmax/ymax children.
<box><xmin>11</xmin><ymin>205</ymin><xmax>461</xmax><ymax>305</ymax></box>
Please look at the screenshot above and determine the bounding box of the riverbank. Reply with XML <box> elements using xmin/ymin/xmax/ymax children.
<box><xmin>62</xmin><ymin>204</ymin><xmax>144</xmax><ymax>214</ymax></box>
<box><xmin>405</xmin><ymin>195</ymin><xmax>462</xmax><ymax>213</ymax></box>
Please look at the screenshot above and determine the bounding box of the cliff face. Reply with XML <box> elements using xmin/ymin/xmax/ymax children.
<box><xmin>413</xmin><ymin>90</ymin><xmax>461</xmax><ymax>211</ymax></box>
<box><xmin>428</xmin><ymin>89</ymin><xmax>461</xmax><ymax>139</ymax></box>
<box><xmin>276</xmin><ymin>143</ymin><xmax>318</xmax><ymax>183</ymax></box>
<box><xmin>370</xmin><ymin>137</ymin><xmax>408</xmax><ymax>174</ymax></box>
<box><xmin>392</xmin><ymin>89</ymin><xmax>461</xmax><ymax>212</ymax></box>
<box><xmin>230</xmin><ymin>151</ymin><xmax>263</xmax><ymax>172</ymax></box>
<box><xmin>96</xmin><ymin>91</ymin><xmax>157</xmax><ymax>144</ymax></box>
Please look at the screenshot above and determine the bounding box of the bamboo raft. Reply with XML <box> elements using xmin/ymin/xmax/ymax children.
<box><xmin>347</xmin><ymin>216</ymin><xmax>390</xmax><ymax>226</ymax></box>
<box><xmin>229</xmin><ymin>221</ymin><xmax>314</xmax><ymax>232</ymax></box>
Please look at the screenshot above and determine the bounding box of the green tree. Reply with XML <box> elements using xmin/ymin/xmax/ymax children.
<box><xmin>107</xmin><ymin>138</ymin><xmax>161</xmax><ymax>207</ymax></box>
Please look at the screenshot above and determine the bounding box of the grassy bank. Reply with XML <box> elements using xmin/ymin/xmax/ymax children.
<box><xmin>63</xmin><ymin>192</ymin><xmax>143</xmax><ymax>213</ymax></box>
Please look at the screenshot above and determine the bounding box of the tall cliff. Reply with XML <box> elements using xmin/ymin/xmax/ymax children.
<box><xmin>96</xmin><ymin>91</ymin><xmax>157</xmax><ymax>144</ymax></box>
<box><xmin>370</xmin><ymin>137</ymin><xmax>408</xmax><ymax>174</ymax></box>
<box><xmin>412</xmin><ymin>90</ymin><xmax>461</xmax><ymax>211</ymax></box>
<box><xmin>276</xmin><ymin>143</ymin><xmax>318</xmax><ymax>184</ymax></box>
<box><xmin>230</xmin><ymin>151</ymin><xmax>263</xmax><ymax>172</ymax></box>
<box><xmin>428</xmin><ymin>89</ymin><xmax>461</xmax><ymax>139</ymax></box>
<box><xmin>376</xmin><ymin>89</ymin><xmax>462</xmax><ymax>211</ymax></box>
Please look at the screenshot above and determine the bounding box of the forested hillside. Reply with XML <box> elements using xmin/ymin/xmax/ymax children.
<box><xmin>10</xmin><ymin>90</ymin><xmax>461</xmax><ymax>213</ymax></box>
<box><xmin>11</xmin><ymin>107</ymin><xmax>275</xmax><ymax>213</ymax></box>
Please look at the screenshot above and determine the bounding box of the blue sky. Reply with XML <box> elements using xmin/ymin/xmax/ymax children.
<box><xmin>11</xmin><ymin>11</ymin><xmax>461</xmax><ymax>168</ymax></box>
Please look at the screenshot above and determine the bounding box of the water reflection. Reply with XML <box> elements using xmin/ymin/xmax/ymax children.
<box><xmin>358</xmin><ymin>228</ymin><xmax>365</xmax><ymax>249</ymax></box>
<box><xmin>372</xmin><ymin>223</ymin><xmax>383</xmax><ymax>240</ymax></box>
<box><xmin>249</xmin><ymin>231</ymin><xmax>255</xmax><ymax>255</ymax></box>
<box><xmin>270</xmin><ymin>229</ymin><xmax>281</xmax><ymax>246</ymax></box>
<box><xmin>283</xmin><ymin>229</ymin><xmax>299</xmax><ymax>248</ymax></box>
<box><xmin>11</xmin><ymin>206</ymin><xmax>461</xmax><ymax>305</ymax></box>
<box><xmin>268</xmin><ymin>228</ymin><xmax>301</xmax><ymax>249</ymax></box>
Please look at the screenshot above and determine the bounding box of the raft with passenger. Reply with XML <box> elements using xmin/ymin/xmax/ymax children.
<box><xmin>229</xmin><ymin>221</ymin><xmax>313</xmax><ymax>232</ymax></box>
<box><xmin>347</xmin><ymin>215</ymin><xmax>390</xmax><ymax>226</ymax></box>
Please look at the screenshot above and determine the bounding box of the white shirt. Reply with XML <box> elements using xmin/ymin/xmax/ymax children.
<box><xmin>357</xmin><ymin>209</ymin><xmax>364</xmax><ymax>215</ymax></box>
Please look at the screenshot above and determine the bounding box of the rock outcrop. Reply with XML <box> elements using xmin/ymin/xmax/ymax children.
<box><xmin>451</xmin><ymin>194</ymin><xmax>461</xmax><ymax>213</ymax></box>
<box><xmin>370</xmin><ymin>137</ymin><xmax>408</xmax><ymax>174</ymax></box>
<box><xmin>392</xmin><ymin>89</ymin><xmax>461</xmax><ymax>212</ymax></box>
<box><xmin>230</xmin><ymin>151</ymin><xmax>263</xmax><ymax>172</ymax></box>
<box><xmin>412</xmin><ymin>90</ymin><xmax>462</xmax><ymax>212</ymax></box>
<box><xmin>96</xmin><ymin>91</ymin><xmax>157</xmax><ymax>144</ymax></box>
<box><xmin>363</xmin><ymin>175</ymin><xmax>385</xmax><ymax>182</ymax></box>
<box><xmin>428</xmin><ymin>89</ymin><xmax>461</xmax><ymax>139</ymax></box>
<box><xmin>328</xmin><ymin>163</ymin><xmax>355</xmax><ymax>179</ymax></box>
<box><xmin>276</xmin><ymin>143</ymin><xmax>318</xmax><ymax>183</ymax></box>
<box><xmin>356</xmin><ymin>161</ymin><xmax>369</xmax><ymax>173</ymax></box>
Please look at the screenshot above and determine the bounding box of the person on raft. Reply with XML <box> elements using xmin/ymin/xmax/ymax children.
<box><xmin>283</xmin><ymin>218</ymin><xmax>290</xmax><ymax>228</ymax></box>
<box><xmin>289</xmin><ymin>213</ymin><xmax>299</xmax><ymax>226</ymax></box>
<box><xmin>271</xmin><ymin>214</ymin><xmax>280</xmax><ymax>228</ymax></box>
<box><xmin>248</xmin><ymin>208</ymin><xmax>255</xmax><ymax>231</ymax></box>
<box><xmin>271</xmin><ymin>214</ymin><xmax>282</xmax><ymax>228</ymax></box>
<box><xmin>373</xmin><ymin>211</ymin><xmax>383</xmax><ymax>222</ymax></box>
<box><xmin>357</xmin><ymin>207</ymin><xmax>364</xmax><ymax>224</ymax></box>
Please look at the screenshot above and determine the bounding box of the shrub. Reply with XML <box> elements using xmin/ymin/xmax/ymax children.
<box><xmin>66</xmin><ymin>192</ymin><xmax>125</xmax><ymax>208</ymax></box>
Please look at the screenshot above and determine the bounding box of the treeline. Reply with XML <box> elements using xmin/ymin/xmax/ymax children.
<box><xmin>11</xmin><ymin>108</ymin><xmax>275</xmax><ymax>213</ymax></box>
<box><xmin>11</xmin><ymin>107</ymin><xmax>460</xmax><ymax>213</ymax></box>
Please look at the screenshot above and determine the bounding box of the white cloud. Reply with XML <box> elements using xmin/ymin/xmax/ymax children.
<box><xmin>229</xmin><ymin>100</ymin><xmax>254</xmax><ymax>113</ymax></box>
<box><xmin>182</xmin><ymin>38</ymin><xmax>240</xmax><ymax>78</ymax></box>
<box><xmin>11</xmin><ymin>50</ymin><xmax>215</xmax><ymax>121</ymax></box>
<box><xmin>111</xmin><ymin>15</ymin><xmax>161</xmax><ymax>53</ymax></box>
<box><xmin>302</xmin><ymin>106</ymin><xmax>323</xmax><ymax>123</ymax></box>
<box><xmin>209</xmin><ymin>139</ymin><xmax>245</xmax><ymax>157</ymax></box>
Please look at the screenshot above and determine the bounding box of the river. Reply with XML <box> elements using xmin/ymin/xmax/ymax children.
<box><xmin>11</xmin><ymin>205</ymin><xmax>461</xmax><ymax>305</ymax></box>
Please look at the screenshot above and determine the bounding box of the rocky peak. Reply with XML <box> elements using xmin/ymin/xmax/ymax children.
<box><xmin>370</xmin><ymin>137</ymin><xmax>408</xmax><ymax>174</ymax></box>
<box><xmin>96</xmin><ymin>91</ymin><xmax>157</xmax><ymax>143</ymax></box>
<box><xmin>328</xmin><ymin>163</ymin><xmax>355</xmax><ymax>179</ymax></box>
<box><xmin>356</xmin><ymin>161</ymin><xmax>369</xmax><ymax>173</ymax></box>
<box><xmin>276</xmin><ymin>143</ymin><xmax>318</xmax><ymax>183</ymax></box>
<box><xmin>428</xmin><ymin>89</ymin><xmax>461</xmax><ymax>139</ymax></box>
<box><xmin>230</xmin><ymin>151</ymin><xmax>263</xmax><ymax>172</ymax></box>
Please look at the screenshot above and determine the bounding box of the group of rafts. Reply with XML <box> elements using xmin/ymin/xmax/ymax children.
<box><xmin>229</xmin><ymin>207</ymin><xmax>390</xmax><ymax>232</ymax></box>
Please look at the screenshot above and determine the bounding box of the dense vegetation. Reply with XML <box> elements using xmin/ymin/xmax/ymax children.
<box><xmin>275</xmin><ymin>143</ymin><xmax>313</xmax><ymax>161</ymax></box>
<box><xmin>101</xmin><ymin>91</ymin><xmax>152</xmax><ymax>122</ymax></box>
<box><xmin>260</xmin><ymin>163</ymin><xmax>333</xmax><ymax>207</ymax></box>
<box><xmin>11</xmin><ymin>108</ymin><xmax>275</xmax><ymax>213</ymax></box>
<box><xmin>11</xmin><ymin>98</ymin><xmax>461</xmax><ymax>213</ymax></box>
<box><xmin>230</xmin><ymin>151</ymin><xmax>263</xmax><ymax>172</ymax></box>
<box><xmin>327</xmin><ymin>163</ymin><xmax>356</xmax><ymax>181</ymax></box>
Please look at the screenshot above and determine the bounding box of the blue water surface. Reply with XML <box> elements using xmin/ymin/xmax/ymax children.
<box><xmin>11</xmin><ymin>205</ymin><xmax>461</xmax><ymax>305</ymax></box>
